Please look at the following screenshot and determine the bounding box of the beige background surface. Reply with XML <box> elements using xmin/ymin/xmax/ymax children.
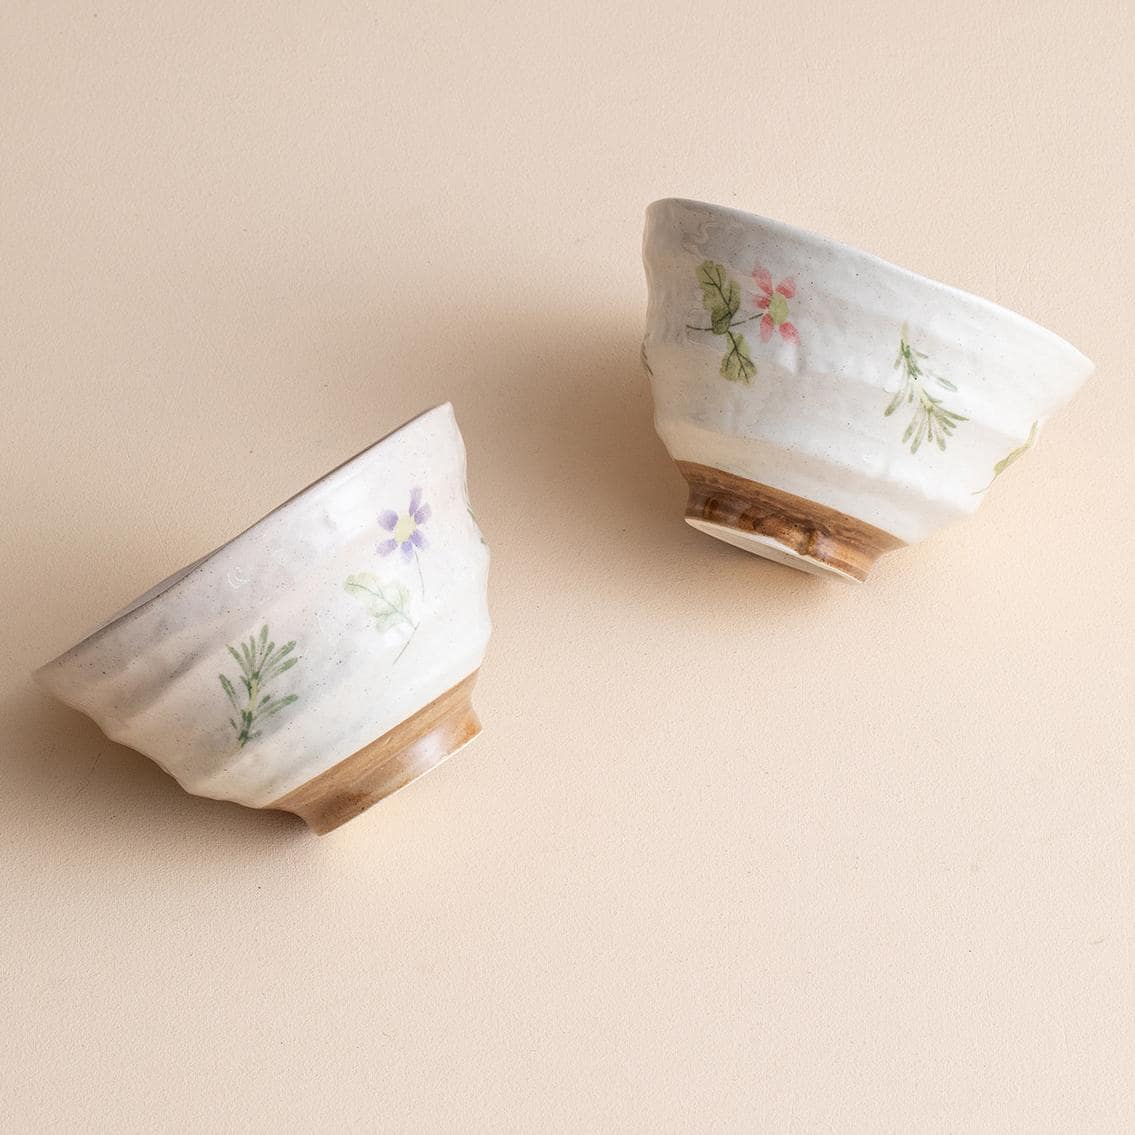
<box><xmin>2</xmin><ymin>2</ymin><xmax>1132</xmax><ymax>1131</ymax></box>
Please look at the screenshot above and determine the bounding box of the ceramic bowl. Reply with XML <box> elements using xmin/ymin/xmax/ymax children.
<box><xmin>642</xmin><ymin>198</ymin><xmax>1094</xmax><ymax>581</ymax></box>
<box><xmin>35</xmin><ymin>404</ymin><xmax>491</xmax><ymax>833</ymax></box>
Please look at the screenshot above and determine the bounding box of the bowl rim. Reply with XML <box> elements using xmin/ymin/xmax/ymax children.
<box><xmin>646</xmin><ymin>197</ymin><xmax>1093</xmax><ymax>372</ymax></box>
<box><xmin>37</xmin><ymin>402</ymin><xmax>457</xmax><ymax>669</ymax></box>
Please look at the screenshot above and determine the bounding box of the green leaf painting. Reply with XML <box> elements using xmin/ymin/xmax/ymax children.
<box><xmin>344</xmin><ymin>573</ymin><xmax>414</xmax><ymax>631</ymax></box>
<box><xmin>720</xmin><ymin>332</ymin><xmax>756</xmax><ymax>383</ymax></box>
<box><xmin>218</xmin><ymin>624</ymin><xmax>300</xmax><ymax>749</ymax></box>
<box><xmin>886</xmin><ymin>326</ymin><xmax>967</xmax><ymax>454</ymax></box>
<box><xmin>697</xmin><ymin>261</ymin><xmax>741</xmax><ymax>334</ymax></box>
<box><xmin>344</xmin><ymin>572</ymin><xmax>418</xmax><ymax>660</ymax></box>
<box><xmin>974</xmin><ymin>420</ymin><xmax>1039</xmax><ymax>494</ymax></box>
<box><xmin>691</xmin><ymin>261</ymin><xmax>758</xmax><ymax>385</ymax></box>
<box><xmin>993</xmin><ymin>420</ymin><xmax>1038</xmax><ymax>478</ymax></box>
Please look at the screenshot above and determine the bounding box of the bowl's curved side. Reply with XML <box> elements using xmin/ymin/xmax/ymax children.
<box><xmin>642</xmin><ymin>199</ymin><xmax>1094</xmax><ymax>546</ymax></box>
<box><xmin>35</xmin><ymin>404</ymin><xmax>491</xmax><ymax>809</ymax></box>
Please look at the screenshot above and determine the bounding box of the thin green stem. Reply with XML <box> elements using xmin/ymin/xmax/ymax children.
<box><xmin>393</xmin><ymin>623</ymin><xmax>419</xmax><ymax>663</ymax></box>
<box><xmin>685</xmin><ymin>313</ymin><xmax>761</xmax><ymax>332</ymax></box>
<box><xmin>237</xmin><ymin>673</ymin><xmax>261</xmax><ymax>747</ymax></box>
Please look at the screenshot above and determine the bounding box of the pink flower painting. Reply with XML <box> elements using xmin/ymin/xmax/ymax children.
<box><xmin>752</xmin><ymin>266</ymin><xmax>799</xmax><ymax>344</ymax></box>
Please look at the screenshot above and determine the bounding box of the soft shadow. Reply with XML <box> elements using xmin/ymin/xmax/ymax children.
<box><xmin>384</xmin><ymin>306</ymin><xmax>853</xmax><ymax>624</ymax></box>
<box><xmin>2</xmin><ymin>681</ymin><xmax>309</xmax><ymax>863</ymax></box>
<box><xmin>7</xmin><ymin>303</ymin><xmax>847</xmax><ymax>857</ymax></box>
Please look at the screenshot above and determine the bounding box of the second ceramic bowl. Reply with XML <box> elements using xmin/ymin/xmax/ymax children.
<box><xmin>642</xmin><ymin>198</ymin><xmax>1094</xmax><ymax>581</ymax></box>
<box><xmin>35</xmin><ymin>404</ymin><xmax>491</xmax><ymax>833</ymax></box>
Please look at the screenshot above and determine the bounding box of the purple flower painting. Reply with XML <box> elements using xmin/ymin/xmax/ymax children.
<box><xmin>377</xmin><ymin>487</ymin><xmax>430</xmax><ymax>560</ymax></box>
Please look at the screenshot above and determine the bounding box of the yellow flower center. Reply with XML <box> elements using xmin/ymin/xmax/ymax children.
<box><xmin>394</xmin><ymin>514</ymin><xmax>417</xmax><ymax>544</ymax></box>
<box><xmin>768</xmin><ymin>291</ymin><xmax>789</xmax><ymax>325</ymax></box>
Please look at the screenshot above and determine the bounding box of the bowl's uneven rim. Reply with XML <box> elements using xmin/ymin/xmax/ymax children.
<box><xmin>646</xmin><ymin>197</ymin><xmax>1093</xmax><ymax>372</ymax></box>
<box><xmin>36</xmin><ymin>402</ymin><xmax>456</xmax><ymax>672</ymax></box>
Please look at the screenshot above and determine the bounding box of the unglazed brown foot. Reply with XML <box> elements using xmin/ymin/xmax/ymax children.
<box><xmin>676</xmin><ymin>461</ymin><xmax>904</xmax><ymax>582</ymax></box>
<box><xmin>269</xmin><ymin>671</ymin><xmax>481</xmax><ymax>834</ymax></box>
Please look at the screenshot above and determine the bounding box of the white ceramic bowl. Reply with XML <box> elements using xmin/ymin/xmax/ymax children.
<box><xmin>642</xmin><ymin>198</ymin><xmax>1094</xmax><ymax>581</ymax></box>
<box><xmin>35</xmin><ymin>404</ymin><xmax>491</xmax><ymax>833</ymax></box>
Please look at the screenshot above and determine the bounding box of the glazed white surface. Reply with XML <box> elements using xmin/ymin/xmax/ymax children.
<box><xmin>643</xmin><ymin>198</ymin><xmax>1095</xmax><ymax>545</ymax></box>
<box><xmin>35</xmin><ymin>404</ymin><xmax>491</xmax><ymax>808</ymax></box>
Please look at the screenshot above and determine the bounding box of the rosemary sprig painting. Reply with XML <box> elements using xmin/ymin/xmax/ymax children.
<box><xmin>886</xmin><ymin>326</ymin><xmax>967</xmax><ymax>454</ymax></box>
<box><xmin>219</xmin><ymin>625</ymin><xmax>300</xmax><ymax>749</ymax></box>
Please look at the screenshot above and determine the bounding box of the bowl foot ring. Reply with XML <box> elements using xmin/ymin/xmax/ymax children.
<box><xmin>270</xmin><ymin>670</ymin><xmax>481</xmax><ymax>834</ymax></box>
<box><xmin>676</xmin><ymin>461</ymin><xmax>904</xmax><ymax>582</ymax></box>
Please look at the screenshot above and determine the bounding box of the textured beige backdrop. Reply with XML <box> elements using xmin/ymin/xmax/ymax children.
<box><xmin>2</xmin><ymin>2</ymin><xmax>1132</xmax><ymax>1131</ymax></box>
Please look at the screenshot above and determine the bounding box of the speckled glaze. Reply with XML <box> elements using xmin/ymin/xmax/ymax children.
<box><xmin>35</xmin><ymin>404</ymin><xmax>491</xmax><ymax>821</ymax></box>
<box><xmin>642</xmin><ymin>198</ymin><xmax>1094</xmax><ymax>579</ymax></box>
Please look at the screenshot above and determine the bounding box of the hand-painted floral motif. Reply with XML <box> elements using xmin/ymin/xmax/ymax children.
<box><xmin>378</xmin><ymin>488</ymin><xmax>430</xmax><ymax>560</ymax></box>
<box><xmin>692</xmin><ymin>261</ymin><xmax>758</xmax><ymax>384</ymax></box>
<box><xmin>690</xmin><ymin>261</ymin><xmax>802</xmax><ymax>385</ymax></box>
<box><xmin>219</xmin><ymin>625</ymin><xmax>300</xmax><ymax>748</ymax></box>
<box><xmin>992</xmin><ymin>420</ymin><xmax>1038</xmax><ymax>479</ymax></box>
<box><xmin>344</xmin><ymin>573</ymin><xmax>419</xmax><ymax>661</ymax></box>
<box><xmin>347</xmin><ymin>488</ymin><xmax>435</xmax><ymax>662</ymax></box>
<box><xmin>976</xmin><ymin>420</ymin><xmax>1038</xmax><ymax>493</ymax></box>
<box><xmin>886</xmin><ymin>327</ymin><xmax>967</xmax><ymax>454</ymax></box>
<box><xmin>752</xmin><ymin>266</ymin><xmax>799</xmax><ymax>344</ymax></box>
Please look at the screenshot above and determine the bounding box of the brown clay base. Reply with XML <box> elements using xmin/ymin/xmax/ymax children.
<box><xmin>676</xmin><ymin>461</ymin><xmax>904</xmax><ymax>583</ymax></box>
<box><xmin>269</xmin><ymin>671</ymin><xmax>481</xmax><ymax>834</ymax></box>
